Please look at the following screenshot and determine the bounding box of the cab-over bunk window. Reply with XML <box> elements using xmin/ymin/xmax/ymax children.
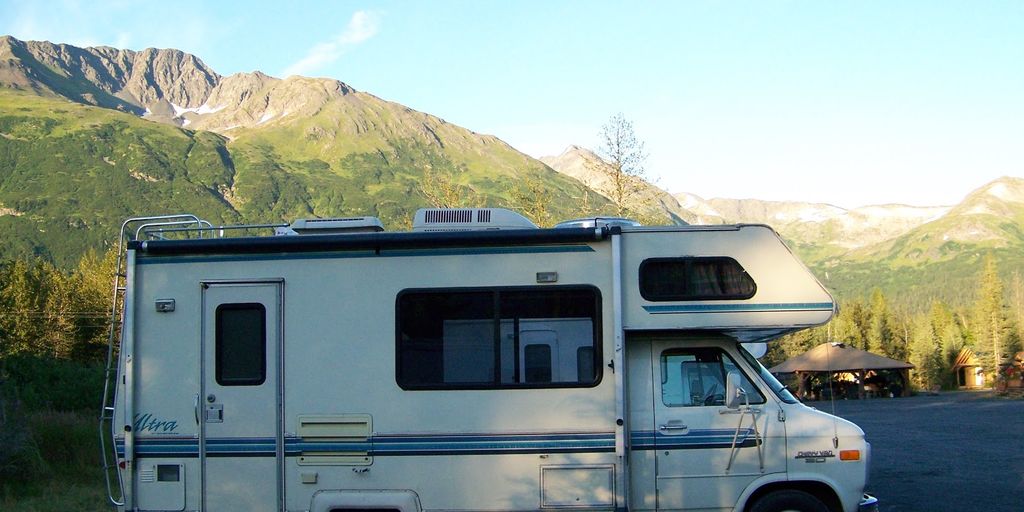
<box><xmin>639</xmin><ymin>257</ymin><xmax>756</xmax><ymax>301</ymax></box>
<box><xmin>397</xmin><ymin>287</ymin><xmax>601</xmax><ymax>389</ymax></box>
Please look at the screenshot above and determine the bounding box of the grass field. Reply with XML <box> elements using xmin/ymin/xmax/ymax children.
<box><xmin>1</xmin><ymin>410</ymin><xmax>110</xmax><ymax>512</ymax></box>
<box><xmin>2</xmin><ymin>482</ymin><xmax>108</xmax><ymax>512</ymax></box>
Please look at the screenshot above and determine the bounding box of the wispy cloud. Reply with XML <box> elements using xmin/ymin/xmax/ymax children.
<box><xmin>282</xmin><ymin>10</ymin><xmax>380</xmax><ymax>78</ymax></box>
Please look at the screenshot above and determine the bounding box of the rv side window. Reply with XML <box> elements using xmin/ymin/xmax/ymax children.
<box><xmin>639</xmin><ymin>257</ymin><xmax>756</xmax><ymax>301</ymax></box>
<box><xmin>215</xmin><ymin>303</ymin><xmax>266</xmax><ymax>386</ymax></box>
<box><xmin>660</xmin><ymin>347</ymin><xmax>764</xmax><ymax>407</ymax></box>
<box><xmin>397</xmin><ymin>287</ymin><xmax>601</xmax><ymax>389</ymax></box>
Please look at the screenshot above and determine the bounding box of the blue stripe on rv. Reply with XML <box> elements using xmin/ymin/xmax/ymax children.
<box><xmin>642</xmin><ymin>302</ymin><xmax>834</xmax><ymax>314</ymax></box>
<box><xmin>115</xmin><ymin>429</ymin><xmax>759</xmax><ymax>458</ymax></box>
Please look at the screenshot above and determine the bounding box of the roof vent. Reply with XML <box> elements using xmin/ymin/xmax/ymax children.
<box><xmin>554</xmin><ymin>217</ymin><xmax>642</xmax><ymax>229</ymax></box>
<box><xmin>282</xmin><ymin>217</ymin><xmax>385</xmax><ymax>235</ymax></box>
<box><xmin>413</xmin><ymin>208</ymin><xmax>537</xmax><ymax>231</ymax></box>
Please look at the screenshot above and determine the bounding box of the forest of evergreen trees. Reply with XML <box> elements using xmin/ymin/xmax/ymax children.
<box><xmin>765</xmin><ymin>255</ymin><xmax>1024</xmax><ymax>390</ymax></box>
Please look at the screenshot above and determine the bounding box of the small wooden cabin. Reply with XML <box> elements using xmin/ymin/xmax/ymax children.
<box><xmin>952</xmin><ymin>348</ymin><xmax>986</xmax><ymax>389</ymax></box>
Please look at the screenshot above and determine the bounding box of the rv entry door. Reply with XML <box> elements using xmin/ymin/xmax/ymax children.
<box><xmin>201</xmin><ymin>281</ymin><xmax>283</xmax><ymax>512</ymax></box>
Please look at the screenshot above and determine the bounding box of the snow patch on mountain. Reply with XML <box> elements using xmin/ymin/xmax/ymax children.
<box><xmin>852</xmin><ymin>205</ymin><xmax>949</xmax><ymax>222</ymax></box>
<box><xmin>196</xmin><ymin>102</ymin><xmax>226</xmax><ymax>115</ymax></box>
<box><xmin>170</xmin><ymin>103</ymin><xmax>200</xmax><ymax>117</ymax></box>
<box><xmin>675</xmin><ymin>192</ymin><xmax>725</xmax><ymax>219</ymax></box>
<box><xmin>986</xmin><ymin>182</ymin><xmax>1013</xmax><ymax>201</ymax></box>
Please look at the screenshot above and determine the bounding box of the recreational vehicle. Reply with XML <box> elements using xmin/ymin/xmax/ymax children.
<box><xmin>100</xmin><ymin>209</ymin><xmax>878</xmax><ymax>512</ymax></box>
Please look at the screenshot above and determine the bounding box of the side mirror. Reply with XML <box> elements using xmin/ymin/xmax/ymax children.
<box><xmin>726</xmin><ymin>370</ymin><xmax>745</xmax><ymax>409</ymax></box>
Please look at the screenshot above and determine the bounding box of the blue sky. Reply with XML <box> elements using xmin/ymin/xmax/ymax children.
<box><xmin>2</xmin><ymin>0</ymin><xmax>1022</xmax><ymax>208</ymax></box>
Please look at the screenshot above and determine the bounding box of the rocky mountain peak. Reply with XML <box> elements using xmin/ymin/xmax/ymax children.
<box><xmin>123</xmin><ymin>46</ymin><xmax>220</xmax><ymax>107</ymax></box>
<box><xmin>182</xmin><ymin>73</ymin><xmax>357</xmax><ymax>132</ymax></box>
<box><xmin>948</xmin><ymin>176</ymin><xmax>1024</xmax><ymax>219</ymax></box>
<box><xmin>977</xmin><ymin>176</ymin><xmax>1024</xmax><ymax>203</ymax></box>
<box><xmin>0</xmin><ymin>36</ymin><xmax>366</xmax><ymax>133</ymax></box>
<box><xmin>0</xmin><ymin>36</ymin><xmax>219</xmax><ymax>116</ymax></box>
<box><xmin>540</xmin><ymin>145</ymin><xmax>716</xmax><ymax>224</ymax></box>
<box><xmin>539</xmin><ymin>146</ymin><xmax>605</xmax><ymax>187</ymax></box>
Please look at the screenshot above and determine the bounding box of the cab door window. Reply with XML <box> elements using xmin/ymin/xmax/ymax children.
<box><xmin>660</xmin><ymin>347</ymin><xmax>764</xmax><ymax>407</ymax></box>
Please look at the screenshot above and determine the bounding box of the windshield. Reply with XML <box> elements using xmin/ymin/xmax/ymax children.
<box><xmin>738</xmin><ymin>344</ymin><xmax>799</xmax><ymax>404</ymax></box>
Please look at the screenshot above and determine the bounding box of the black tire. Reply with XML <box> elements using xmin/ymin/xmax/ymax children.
<box><xmin>749</xmin><ymin>490</ymin><xmax>830</xmax><ymax>512</ymax></box>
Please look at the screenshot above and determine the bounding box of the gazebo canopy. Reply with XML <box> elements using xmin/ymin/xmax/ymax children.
<box><xmin>770</xmin><ymin>342</ymin><xmax>914</xmax><ymax>374</ymax></box>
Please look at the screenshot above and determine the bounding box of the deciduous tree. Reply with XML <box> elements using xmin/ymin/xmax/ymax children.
<box><xmin>506</xmin><ymin>174</ymin><xmax>554</xmax><ymax>227</ymax></box>
<box><xmin>419</xmin><ymin>167</ymin><xmax>485</xmax><ymax>209</ymax></box>
<box><xmin>591</xmin><ymin>113</ymin><xmax>648</xmax><ymax>217</ymax></box>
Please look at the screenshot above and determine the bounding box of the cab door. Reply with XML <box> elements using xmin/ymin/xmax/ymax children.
<box><xmin>650</xmin><ymin>340</ymin><xmax>783</xmax><ymax>511</ymax></box>
<box><xmin>201</xmin><ymin>281</ymin><xmax>283</xmax><ymax>512</ymax></box>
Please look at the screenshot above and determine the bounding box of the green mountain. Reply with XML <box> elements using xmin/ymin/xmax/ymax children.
<box><xmin>540</xmin><ymin>145</ymin><xmax>1024</xmax><ymax>310</ymax></box>
<box><xmin>0</xmin><ymin>89</ymin><xmax>238</xmax><ymax>262</ymax></box>
<box><xmin>0</xmin><ymin>36</ymin><xmax>607</xmax><ymax>265</ymax></box>
<box><xmin>813</xmin><ymin>177</ymin><xmax>1024</xmax><ymax>308</ymax></box>
<box><xmin>3</xmin><ymin>35</ymin><xmax>1022</xmax><ymax>313</ymax></box>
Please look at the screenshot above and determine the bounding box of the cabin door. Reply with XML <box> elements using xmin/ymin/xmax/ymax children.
<box><xmin>201</xmin><ymin>281</ymin><xmax>283</xmax><ymax>512</ymax></box>
<box><xmin>649</xmin><ymin>340</ymin><xmax>783</xmax><ymax>511</ymax></box>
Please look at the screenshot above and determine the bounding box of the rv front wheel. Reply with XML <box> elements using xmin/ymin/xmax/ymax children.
<box><xmin>749</xmin><ymin>489</ymin><xmax>829</xmax><ymax>512</ymax></box>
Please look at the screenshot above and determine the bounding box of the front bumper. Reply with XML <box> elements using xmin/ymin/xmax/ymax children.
<box><xmin>858</xmin><ymin>493</ymin><xmax>879</xmax><ymax>512</ymax></box>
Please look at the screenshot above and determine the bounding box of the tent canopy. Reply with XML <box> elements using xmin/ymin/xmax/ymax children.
<box><xmin>770</xmin><ymin>342</ymin><xmax>914</xmax><ymax>374</ymax></box>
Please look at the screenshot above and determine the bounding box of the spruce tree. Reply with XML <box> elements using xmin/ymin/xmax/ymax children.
<box><xmin>868</xmin><ymin>288</ymin><xmax>896</xmax><ymax>358</ymax></box>
<box><xmin>909</xmin><ymin>315</ymin><xmax>943</xmax><ymax>390</ymax></box>
<box><xmin>972</xmin><ymin>254</ymin><xmax>1011</xmax><ymax>379</ymax></box>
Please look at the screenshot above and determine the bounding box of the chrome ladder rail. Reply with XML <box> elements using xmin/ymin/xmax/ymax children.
<box><xmin>99</xmin><ymin>214</ymin><xmax>205</xmax><ymax>507</ymax></box>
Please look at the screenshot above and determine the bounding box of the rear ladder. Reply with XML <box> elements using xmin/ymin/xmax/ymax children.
<box><xmin>99</xmin><ymin>215</ymin><xmax>212</xmax><ymax>507</ymax></box>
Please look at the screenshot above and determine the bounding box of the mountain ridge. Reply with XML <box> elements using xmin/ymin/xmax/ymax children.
<box><xmin>0</xmin><ymin>35</ymin><xmax>219</xmax><ymax>117</ymax></box>
<box><xmin>537</xmin><ymin>144</ymin><xmax>981</xmax><ymax>252</ymax></box>
<box><xmin>539</xmin><ymin>145</ymin><xmax>1024</xmax><ymax>308</ymax></box>
<box><xmin>0</xmin><ymin>36</ymin><xmax>608</xmax><ymax>265</ymax></box>
<box><xmin>2</xmin><ymin>35</ymin><xmax>1023</xmax><ymax>311</ymax></box>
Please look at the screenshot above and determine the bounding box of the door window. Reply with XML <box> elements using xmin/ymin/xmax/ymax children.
<box><xmin>215</xmin><ymin>303</ymin><xmax>267</xmax><ymax>386</ymax></box>
<box><xmin>660</xmin><ymin>347</ymin><xmax>764</xmax><ymax>407</ymax></box>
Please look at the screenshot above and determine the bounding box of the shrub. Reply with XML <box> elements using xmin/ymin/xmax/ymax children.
<box><xmin>0</xmin><ymin>355</ymin><xmax>105</xmax><ymax>412</ymax></box>
<box><xmin>0</xmin><ymin>380</ymin><xmax>47</xmax><ymax>485</ymax></box>
<box><xmin>27</xmin><ymin>410</ymin><xmax>98</xmax><ymax>480</ymax></box>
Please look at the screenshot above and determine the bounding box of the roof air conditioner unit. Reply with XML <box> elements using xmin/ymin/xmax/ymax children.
<box><xmin>412</xmin><ymin>208</ymin><xmax>537</xmax><ymax>231</ymax></box>
<box><xmin>284</xmin><ymin>217</ymin><xmax>385</xmax><ymax>235</ymax></box>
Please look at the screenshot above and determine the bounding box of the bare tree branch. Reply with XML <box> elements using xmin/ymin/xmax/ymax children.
<box><xmin>590</xmin><ymin>113</ymin><xmax>649</xmax><ymax>217</ymax></box>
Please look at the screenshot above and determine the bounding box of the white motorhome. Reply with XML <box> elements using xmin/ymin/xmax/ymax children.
<box><xmin>100</xmin><ymin>209</ymin><xmax>878</xmax><ymax>512</ymax></box>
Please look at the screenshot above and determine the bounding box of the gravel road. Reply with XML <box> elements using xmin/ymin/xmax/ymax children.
<box><xmin>825</xmin><ymin>391</ymin><xmax>1024</xmax><ymax>512</ymax></box>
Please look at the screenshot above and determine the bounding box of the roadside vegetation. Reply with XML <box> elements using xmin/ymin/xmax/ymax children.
<box><xmin>766</xmin><ymin>255</ymin><xmax>1024</xmax><ymax>391</ymax></box>
<box><xmin>0</xmin><ymin>250</ymin><xmax>114</xmax><ymax>510</ymax></box>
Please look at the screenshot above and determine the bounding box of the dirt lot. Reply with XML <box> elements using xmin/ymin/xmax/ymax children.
<box><xmin>827</xmin><ymin>391</ymin><xmax>1024</xmax><ymax>512</ymax></box>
